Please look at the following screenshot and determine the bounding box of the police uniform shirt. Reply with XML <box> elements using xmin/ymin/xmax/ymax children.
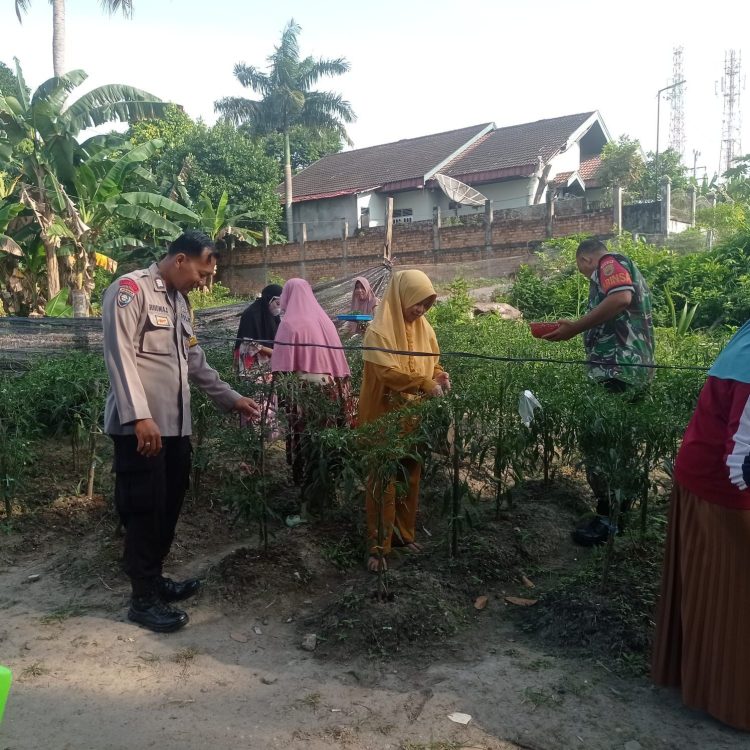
<box><xmin>102</xmin><ymin>263</ymin><xmax>242</xmax><ymax>436</ymax></box>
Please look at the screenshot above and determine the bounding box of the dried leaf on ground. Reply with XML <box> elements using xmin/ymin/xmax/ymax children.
<box><xmin>505</xmin><ymin>596</ymin><xmax>538</xmax><ymax>607</ymax></box>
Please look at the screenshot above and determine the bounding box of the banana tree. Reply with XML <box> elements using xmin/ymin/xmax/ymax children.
<box><xmin>195</xmin><ymin>190</ymin><xmax>262</xmax><ymax>243</ymax></box>
<box><xmin>71</xmin><ymin>138</ymin><xmax>201</xmax><ymax>314</ymax></box>
<box><xmin>0</xmin><ymin>60</ymin><xmax>169</xmax><ymax>302</ymax></box>
<box><xmin>192</xmin><ymin>190</ymin><xmax>262</xmax><ymax>290</ymax></box>
<box><xmin>0</xmin><ymin>197</ymin><xmax>24</xmax><ymax>258</ymax></box>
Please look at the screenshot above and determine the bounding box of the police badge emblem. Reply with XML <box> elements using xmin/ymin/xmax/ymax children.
<box><xmin>117</xmin><ymin>289</ymin><xmax>134</xmax><ymax>307</ymax></box>
<box><xmin>116</xmin><ymin>278</ymin><xmax>139</xmax><ymax>308</ymax></box>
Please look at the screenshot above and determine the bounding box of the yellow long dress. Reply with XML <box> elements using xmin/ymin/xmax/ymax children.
<box><xmin>359</xmin><ymin>270</ymin><xmax>444</xmax><ymax>555</ymax></box>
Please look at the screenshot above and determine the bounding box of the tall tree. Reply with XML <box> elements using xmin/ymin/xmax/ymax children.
<box><xmin>215</xmin><ymin>18</ymin><xmax>354</xmax><ymax>241</ymax></box>
<box><xmin>638</xmin><ymin>148</ymin><xmax>689</xmax><ymax>200</ymax></box>
<box><xmin>15</xmin><ymin>0</ymin><xmax>134</xmax><ymax>77</ymax></box>
<box><xmin>257</xmin><ymin>124</ymin><xmax>343</xmax><ymax>174</ymax></box>
<box><xmin>155</xmin><ymin>121</ymin><xmax>283</xmax><ymax>230</ymax></box>
<box><xmin>599</xmin><ymin>135</ymin><xmax>645</xmax><ymax>193</ymax></box>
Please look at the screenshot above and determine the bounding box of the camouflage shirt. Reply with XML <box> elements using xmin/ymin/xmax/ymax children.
<box><xmin>584</xmin><ymin>253</ymin><xmax>655</xmax><ymax>387</ymax></box>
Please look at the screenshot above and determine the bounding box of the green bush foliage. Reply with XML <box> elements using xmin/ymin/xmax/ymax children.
<box><xmin>507</xmin><ymin>231</ymin><xmax>750</xmax><ymax>330</ymax></box>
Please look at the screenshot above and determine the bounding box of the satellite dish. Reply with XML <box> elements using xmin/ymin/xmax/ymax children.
<box><xmin>434</xmin><ymin>173</ymin><xmax>488</xmax><ymax>207</ymax></box>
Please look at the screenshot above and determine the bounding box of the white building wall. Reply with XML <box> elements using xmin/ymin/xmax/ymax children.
<box><xmin>392</xmin><ymin>188</ymin><xmax>440</xmax><ymax>223</ymax></box>
<box><xmin>292</xmin><ymin>195</ymin><xmax>358</xmax><ymax>240</ymax></box>
<box><xmin>548</xmin><ymin>142</ymin><xmax>581</xmax><ymax>180</ymax></box>
<box><xmin>357</xmin><ymin>191</ymin><xmax>387</xmax><ymax>228</ymax></box>
<box><xmin>472</xmin><ymin>179</ymin><xmax>531</xmax><ymax>212</ymax></box>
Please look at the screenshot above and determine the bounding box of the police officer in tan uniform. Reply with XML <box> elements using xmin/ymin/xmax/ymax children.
<box><xmin>103</xmin><ymin>231</ymin><xmax>259</xmax><ymax>632</ymax></box>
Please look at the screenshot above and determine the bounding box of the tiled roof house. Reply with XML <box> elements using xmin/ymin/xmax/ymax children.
<box><xmin>287</xmin><ymin>111</ymin><xmax>610</xmax><ymax>240</ymax></box>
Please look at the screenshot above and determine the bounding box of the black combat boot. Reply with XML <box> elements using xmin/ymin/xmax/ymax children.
<box><xmin>128</xmin><ymin>593</ymin><xmax>189</xmax><ymax>633</ymax></box>
<box><xmin>158</xmin><ymin>576</ymin><xmax>201</xmax><ymax>603</ymax></box>
<box><xmin>572</xmin><ymin>515</ymin><xmax>618</xmax><ymax>547</ymax></box>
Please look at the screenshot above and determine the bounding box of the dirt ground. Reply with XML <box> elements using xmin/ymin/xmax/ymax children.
<box><xmin>1</xmin><ymin>481</ymin><xmax>747</xmax><ymax>750</ymax></box>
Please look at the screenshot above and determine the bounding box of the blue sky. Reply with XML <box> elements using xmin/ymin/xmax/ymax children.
<box><xmin>2</xmin><ymin>0</ymin><xmax>749</xmax><ymax>177</ymax></box>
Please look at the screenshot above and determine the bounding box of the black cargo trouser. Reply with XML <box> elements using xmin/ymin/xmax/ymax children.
<box><xmin>112</xmin><ymin>435</ymin><xmax>192</xmax><ymax>596</ymax></box>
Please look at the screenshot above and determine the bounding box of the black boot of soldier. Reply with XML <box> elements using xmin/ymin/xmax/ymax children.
<box><xmin>128</xmin><ymin>580</ymin><xmax>189</xmax><ymax>633</ymax></box>
<box><xmin>158</xmin><ymin>576</ymin><xmax>201</xmax><ymax>603</ymax></box>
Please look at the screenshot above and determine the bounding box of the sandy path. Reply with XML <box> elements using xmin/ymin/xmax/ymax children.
<box><xmin>1</xmin><ymin>529</ymin><xmax>746</xmax><ymax>750</ymax></box>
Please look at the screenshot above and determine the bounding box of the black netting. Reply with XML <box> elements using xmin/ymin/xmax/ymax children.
<box><xmin>0</xmin><ymin>262</ymin><xmax>394</xmax><ymax>369</ymax></box>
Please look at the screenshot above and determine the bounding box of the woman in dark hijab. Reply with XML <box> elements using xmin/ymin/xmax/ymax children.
<box><xmin>234</xmin><ymin>283</ymin><xmax>283</xmax><ymax>439</ymax></box>
<box><xmin>234</xmin><ymin>284</ymin><xmax>283</xmax><ymax>376</ymax></box>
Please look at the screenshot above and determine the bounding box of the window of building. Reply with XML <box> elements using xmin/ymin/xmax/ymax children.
<box><xmin>393</xmin><ymin>208</ymin><xmax>413</xmax><ymax>224</ymax></box>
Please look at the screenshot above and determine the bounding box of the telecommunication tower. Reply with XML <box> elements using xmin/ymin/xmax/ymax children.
<box><xmin>718</xmin><ymin>50</ymin><xmax>744</xmax><ymax>174</ymax></box>
<box><xmin>668</xmin><ymin>46</ymin><xmax>686</xmax><ymax>157</ymax></box>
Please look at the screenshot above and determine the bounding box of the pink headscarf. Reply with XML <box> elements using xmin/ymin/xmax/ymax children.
<box><xmin>348</xmin><ymin>276</ymin><xmax>379</xmax><ymax>334</ymax></box>
<box><xmin>350</xmin><ymin>276</ymin><xmax>378</xmax><ymax>315</ymax></box>
<box><xmin>271</xmin><ymin>278</ymin><xmax>351</xmax><ymax>378</ymax></box>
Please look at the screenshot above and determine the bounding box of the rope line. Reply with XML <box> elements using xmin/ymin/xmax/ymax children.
<box><xmin>0</xmin><ymin>322</ymin><xmax>711</xmax><ymax>372</ymax></box>
<box><xmin>226</xmin><ymin>335</ymin><xmax>709</xmax><ymax>372</ymax></box>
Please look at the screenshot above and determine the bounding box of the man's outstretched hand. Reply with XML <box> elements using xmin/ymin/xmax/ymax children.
<box><xmin>543</xmin><ymin>320</ymin><xmax>579</xmax><ymax>342</ymax></box>
<box><xmin>233</xmin><ymin>397</ymin><xmax>261</xmax><ymax>421</ymax></box>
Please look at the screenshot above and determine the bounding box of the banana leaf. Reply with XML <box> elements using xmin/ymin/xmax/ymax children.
<box><xmin>114</xmin><ymin>205</ymin><xmax>183</xmax><ymax>237</ymax></box>
<box><xmin>45</xmin><ymin>289</ymin><xmax>73</xmax><ymax>317</ymax></box>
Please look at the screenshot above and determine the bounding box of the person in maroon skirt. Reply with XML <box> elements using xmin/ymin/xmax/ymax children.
<box><xmin>652</xmin><ymin>320</ymin><xmax>750</xmax><ymax>731</ymax></box>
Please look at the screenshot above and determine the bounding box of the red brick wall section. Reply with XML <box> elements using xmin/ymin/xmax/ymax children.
<box><xmin>217</xmin><ymin>209</ymin><xmax>615</xmax><ymax>292</ymax></box>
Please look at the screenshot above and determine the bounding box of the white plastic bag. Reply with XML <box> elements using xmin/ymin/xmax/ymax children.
<box><xmin>518</xmin><ymin>389</ymin><xmax>542</xmax><ymax>428</ymax></box>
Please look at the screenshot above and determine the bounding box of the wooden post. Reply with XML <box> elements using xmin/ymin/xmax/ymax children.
<box><xmin>384</xmin><ymin>196</ymin><xmax>394</xmax><ymax>261</ymax></box>
<box><xmin>707</xmin><ymin>192</ymin><xmax>716</xmax><ymax>249</ymax></box>
<box><xmin>262</xmin><ymin>225</ymin><xmax>270</xmax><ymax>285</ymax></box>
<box><xmin>432</xmin><ymin>205</ymin><xmax>441</xmax><ymax>255</ymax></box>
<box><xmin>342</xmin><ymin>219</ymin><xmax>349</xmax><ymax>273</ymax></box>
<box><xmin>484</xmin><ymin>199</ymin><xmax>493</xmax><ymax>255</ymax></box>
<box><xmin>545</xmin><ymin>188</ymin><xmax>555</xmax><ymax>238</ymax></box>
<box><xmin>688</xmin><ymin>185</ymin><xmax>697</xmax><ymax>227</ymax></box>
<box><xmin>300</xmin><ymin>222</ymin><xmax>307</xmax><ymax>278</ymax></box>
<box><xmin>660</xmin><ymin>175</ymin><xmax>671</xmax><ymax>237</ymax></box>
<box><xmin>613</xmin><ymin>185</ymin><xmax>623</xmax><ymax>235</ymax></box>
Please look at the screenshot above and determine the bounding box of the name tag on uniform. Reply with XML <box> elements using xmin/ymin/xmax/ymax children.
<box><xmin>148</xmin><ymin>313</ymin><xmax>173</xmax><ymax>328</ymax></box>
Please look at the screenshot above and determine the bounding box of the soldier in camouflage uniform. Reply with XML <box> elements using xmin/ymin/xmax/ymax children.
<box><xmin>544</xmin><ymin>238</ymin><xmax>655</xmax><ymax>545</ymax></box>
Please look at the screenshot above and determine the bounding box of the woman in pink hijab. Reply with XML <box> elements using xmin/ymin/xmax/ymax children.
<box><xmin>347</xmin><ymin>276</ymin><xmax>379</xmax><ymax>335</ymax></box>
<box><xmin>271</xmin><ymin>278</ymin><xmax>355</xmax><ymax>511</ymax></box>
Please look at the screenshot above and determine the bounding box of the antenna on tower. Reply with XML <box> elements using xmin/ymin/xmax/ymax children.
<box><xmin>668</xmin><ymin>46</ymin><xmax>686</xmax><ymax>158</ymax></box>
<box><xmin>717</xmin><ymin>50</ymin><xmax>745</xmax><ymax>175</ymax></box>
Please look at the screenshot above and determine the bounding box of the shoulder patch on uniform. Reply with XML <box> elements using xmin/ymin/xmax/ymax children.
<box><xmin>117</xmin><ymin>289</ymin><xmax>135</xmax><ymax>308</ymax></box>
<box><xmin>119</xmin><ymin>278</ymin><xmax>140</xmax><ymax>294</ymax></box>
<box><xmin>600</xmin><ymin>258</ymin><xmax>616</xmax><ymax>277</ymax></box>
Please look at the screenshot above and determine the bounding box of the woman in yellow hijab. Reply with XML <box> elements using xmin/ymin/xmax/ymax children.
<box><xmin>359</xmin><ymin>269</ymin><xmax>451</xmax><ymax>571</ymax></box>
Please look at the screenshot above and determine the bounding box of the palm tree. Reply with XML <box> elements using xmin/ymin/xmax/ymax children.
<box><xmin>215</xmin><ymin>19</ymin><xmax>354</xmax><ymax>241</ymax></box>
<box><xmin>15</xmin><ymin>0</ymin><xmax>134</xmax><ymax>77</ymax></box>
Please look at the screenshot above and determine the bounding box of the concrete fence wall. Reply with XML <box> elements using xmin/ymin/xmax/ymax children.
<box><xmin>218</xmin><ymin>203</ymin><xmax>616</xmax><ymax>293</ymax></box>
